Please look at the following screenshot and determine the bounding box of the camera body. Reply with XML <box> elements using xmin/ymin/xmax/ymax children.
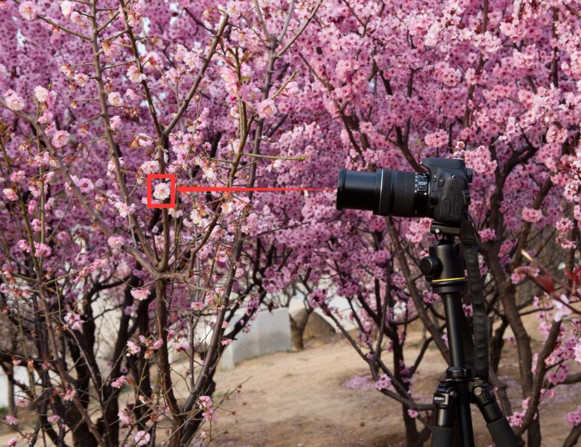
<box><xmin>337</xmin><ymin>158</ymin><xmax>473</xmax><ymax>226</ymax></box>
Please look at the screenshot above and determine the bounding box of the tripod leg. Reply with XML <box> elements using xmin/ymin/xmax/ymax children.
<box><xmin>472</xmin><ymin>381</ymin><xmax>521</xmax><ymax>446</ymax></box>
<box><xmin>431</xmin><ymin>381</ymin><xmax>455</xmax><ymax>447</ymax></box>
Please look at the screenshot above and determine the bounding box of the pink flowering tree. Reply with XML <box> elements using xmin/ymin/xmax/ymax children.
<box><xmin>0</xmin><ymin>0</ymin><xmax>324</xmax><ymax>446</ymax></box>
<box><xmin>237</xmin><ymin>0</ymin><xmax>581</xmax><ymax>446</ymax></box>
<box><xmin>2</xmin><ymin>0</ymin><xmax>581</xmax><ymax>447</ymax></box>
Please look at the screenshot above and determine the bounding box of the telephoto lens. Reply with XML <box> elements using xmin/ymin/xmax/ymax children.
<box><xmin>337</xmin><ymin>168</ymin><xmax>429</xmax><ymax>217</ymax></box>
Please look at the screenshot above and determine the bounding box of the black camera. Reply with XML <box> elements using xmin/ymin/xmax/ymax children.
<box><xmin>336</xmin><ymin>158</ymin><xmax>473</xmax><ymax>225</ymax></box>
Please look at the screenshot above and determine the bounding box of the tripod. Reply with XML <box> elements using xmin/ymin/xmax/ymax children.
<box><xmin>420</xmin><ymin>222</ymin><xmax>519</xmax><ymax>447</ymax></box>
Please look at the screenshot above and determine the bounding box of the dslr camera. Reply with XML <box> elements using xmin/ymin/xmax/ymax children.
<box><xmin>337</xmin><ymin>158</ymin><xmax>473</xmax><ymax>226</ymax></box>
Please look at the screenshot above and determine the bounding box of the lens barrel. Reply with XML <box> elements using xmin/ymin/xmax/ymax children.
<box><xmin>337</xmin><ymin>169</ymin><xmax>381</xmax><ymax>213</ymax></box>
<box><xmin>337</xmin><ymin>168</ymin><xmax>428</xmax><ymax>217</ymax></box>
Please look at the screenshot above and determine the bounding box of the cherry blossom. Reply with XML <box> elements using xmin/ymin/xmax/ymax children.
<box><xmin>33</xmin><ymin>86</ymin><xmax>49</xmax><ymax>103</ymax></box>
<box><xmin>3</xmin><ymin>90</ymin><xmax>24</xmax><ymax>111</ymax></box>
<box><xmin>134</xmin><ymin>431</ymin><xmax>150</xmax><ymax>446</ymax></box>
<box><xmin>107</xmin><ymin>92</ymin><xmax>123</xmax><ymax>107</ymax></box>
<box><xmin>51</xmin><ymin>130</ymin><xmax>70</xmax><ymax>148</ymax></box>
<box><xmin>153</xmin><ymin>183</ymin><xmax>171</xmax><ymax>201</ymax></box>
<box><xmin>18</xmin><ymin>2</ymin><xmax>36</xmax><ymax>20</ymax></box>
<box><xmin>59</xmin><ymin>1</ymin><xmax>74</xmax><ymax>18</ymax></box>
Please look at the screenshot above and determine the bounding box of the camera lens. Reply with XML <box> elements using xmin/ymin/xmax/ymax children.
<box><xmin>337</xmin><ymin>168</ymin><xmax>429</xmax><ymax>217</ymax></box>
<box><xmin>337</xmin><ymin>169</ymin><xmax>381</xmax><ymax>212</ymax></box>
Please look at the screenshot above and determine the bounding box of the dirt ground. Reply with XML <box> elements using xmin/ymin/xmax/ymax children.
<box><xmin>203</xmin><ymin>330</ymin><xmax>581</xmax><ymax>447</ymax></box>
<box><xmin>1</xmin><ymin>320</ymin><xmax>579</xmax><ymax>447</ymax></box>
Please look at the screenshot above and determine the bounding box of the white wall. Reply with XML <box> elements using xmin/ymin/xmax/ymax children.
<box><xmin>0</xmin><ymin>366</ymin><xmax>30</xmax><ymax>409</ymax></box>
<box><xmin>219</xmin><ymin>308</ymin><xmax>292</xmax><ymax>371</ymax></box>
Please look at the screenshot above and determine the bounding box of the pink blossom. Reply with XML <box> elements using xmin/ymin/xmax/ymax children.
<box><xmin>220</xmin><ymin>338</ymin><xmax>232</xmax><ymax>346</ymax></box>
<box><xmin>38</xmin><ymin>110</ymin><xmax>54</xmax><ymax>124</ymax></box>
<box><xmin>511</xmin><ymin>271</ymin><xmax>525</xmax><ymax>284</ymax></box>
<box><xmin>508</xmin><ymin>411</ymin><xmax>525</xmax><ymax>427</ymax></box>
<box><xmin>139</xmin><ymin>160</ymin><xmax>160</xmax><ymax>175</ymax></box>
<box><xmin>3</xmin><ymin>90</ymin><xmax>25</xmax><ymax>111</ymax></box>
<box><xmin>47</xmin><ymin>414</ymin><xmax>61</xmax><ymax>424</ymax></box>
<box><xmin>407</xmin><ymin>409</ymin><xmax>418</xmax><ymax>419</ymax></box>
<box><xmin>114</xmin><ymin>201</ymin><xmax>135</xmax><ymax>218</ymax></box>
<box><xmin>107</xmin><ymin>92</ymin><xmax>123</xmax><ymax>107</ymax></box>
<box><xmin>10</xmin><ymin>170</ymin><xmax>25</xmax><ymax>183</ymax></box>
<box><xmin>107</xmin><ymin>235</ymin><xmax>124</xmax><ymax>251</ymax></box>
<box><xmin>3</xmin><ymin>188</ymin><xmax>18</xmax><ymax>201</ymax></box>
<box><xmin>16</xmin><ymin>240</ymin><xmax>29</xmax><ymax>252</ymax></box>
<box><xmin>130</xmin><ymin>133</ymin><xmax>153</xmax><ymax>149</ymax></box>
<box><xmin>424</xmin><ymin>130</ymin><xmax>448</xmax><ymax>148</ymax></box>
<box><xmin>198</xmin><ymin>395</ymin><xmax>213</xmax><ymax>409</ymax></box>
<box><xmin>546</xmin><ymin>125</ymin><xmax>568</xmax><ymax>144</ymax></box>
<box><xmin>70</xmin><ymin>10</ymin><xmax>83</xmax><ymax>25</ymax></box>
<box><xmin>64</xmin><ymin>312</ymin><xmax>84</xmax><ymax>331</ymax></box>
<box><xmin>5</xmin><ymin>415</ymin><xmax>18</xmax><ymax>426</ymax></box>
<box><xmin>34</xmin><ymin>242</ymin><xmax>51</xmax><ymax>257</ymax></box>
<box><xmin>31</xmin><ymin>219</ymin><xmax>42</xmax><ymax>232</ymax></box>
<box><xmin>111</xmin><ymin>375</ymin><xmax>127</xmax><ymax>389</ymax></box>
<box><xmin>63</xmin><ymin>388</ymin><xmax>76</xmax><ymax>401</ymax></box>
<box><xmin>143</xmin><ymin>51</ymin><xmax>162</xmax><ymax>72</ymax></box>
<box><xmin>153</xmin><ymin>183</ymin><xmax>171</xmax><ymax>201</ymax></box>
<box><xmin>74</xmin><ymin>73</ymin><xmax>89</xmax><ymax>87</ymax></box>
<box><xmin>375</xmin><ymin>374</ymin><xmax>391</xmax><ymax>391</ymax></box>
<box><xmin>521</xmin><ymin>207</ymin><xmax>543</xmax><ymax>223</ymax></box>
<box><xmin>60</xmin><ymin>64</ymin><xmax>73</xmax><ymax>79</ymax></box>
<box><xmin>110</xmin><ymin>115</ymin><xmax>122</xmax><ymax>131</ymax></box>
<box><xmin>556</xmin><ymin>218</ymin><xmax>574</xmax><ymax>234</ymax></box>
<box><xmin>336</xmin><ymin>59</ymin><xmax>357</xmax><ymax>82</ymax></box>
<box><xmin>51</xmin><ymin>130</ymin><xmax>70</xmax><ymax>148</ymax></box>
<box><xmin>78</xmin><ymin>178</ymin><xmax>94</xmax><ymax>193</ymax></box>
<box><xmin>567</xmin><ymin>406</ymin><xmax>581</xmax><ymax>427</ymax></box>
<box><xmin>219</xmin><ymin>66</ymin><xmax>239</xmax><ymax>98</ymax></box>
<box><xmin>463</xmin><ymin>146</ymin><xmax>497</xmax><ymax>175</ymax></box>
<box><xmin>118</xmin><ymin>408</ymin><xmax>134</xmax><ymax>425</ymax></box>
<box><xmin>478</xmin><ymin>228</ymin><xmax>496</xmax><ymax>242</ymax></box>
<box><xmin>127</xmin><ymin>65</ymin><xmax>146</xmax><ymax>83</ymax></box>
<box><xmin>130</xmin><ymin>288</ymin><xmax>149</xmax><ymax>301</ymax></box>
<box><xmin>256</xmin><ymin>99</ymin><xmax>277</xmax><ymax>119</ymax></box>
<box><xmin>126</xmin><ymin>340</ymin><xmax>141</xmax><ymax>356</ymax></box>
<box><xmin>134</xmin><ymin>431</ymin><xmax>150</xmax><ymax>446</ymax></box>
<box><xmin>7</xmin><ymin>438</ymin><xmax>17</xmax><ymax>447</ymax></box>
<box><xmin>56</xmin><ymin>231</ymin><xmax>70</xmax><ymax>244</ymax></box>
<box><xmin>115</xmin><ymin>260</ymin><xmax>131</xmax><ymax>278</ymax></box>
<box><xmin>18</xmin><ymin>1</ymin><xmax>37</xmax><ymax>20</ymax></box>
<box><xmin>27</xmin><ymin>199</ymin><xmax>37</xmax><ymax>214</ymax></box>
<box><xmin>34</xmin><ymin>86</ymin><xmax>49</xmax><ymax>103</ymax></box>
<box><xmin>60</xmin><ymin>1</ymin><xmax>74</xmax><ymax>17</ymax></box>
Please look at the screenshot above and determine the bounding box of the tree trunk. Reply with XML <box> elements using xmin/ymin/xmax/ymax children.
<box><xmin>6</xmin><ymin>363</ymin><xmax>16</xmax><ymax>417</ymax></box>
<box><xmin>289</xmin><ymin>308</ymin><xmax>313</xmax><ymax>351</ymax></box>
<box><xmin>401</xmin><ymin>406</ymin><xmax>424</xmax><ymax>447</ymax></box>
<box><xmin>527</xmin><ymin>417</ymin><xmax>542</xmax><ymax>447</ymax></box>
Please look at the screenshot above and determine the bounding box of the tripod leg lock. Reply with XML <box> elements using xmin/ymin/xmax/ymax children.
<box><xmin>471</xmin><ymin>380</ymin><xmax>521</xmax><ymax>446</ymax></box>
<box><xmin>431</xmin><ymin>382</ymin><xmax>457</xmax><ymax>447</ymax></box>
<box><xmin>471</xmin><ymin>381</ymin><xmax>502</xmax><ymax>423</ymax></box>
<box><xmin>433</xmin><ymin>382</ymin><xmax>456</xmax><ymax>428</ymax></box>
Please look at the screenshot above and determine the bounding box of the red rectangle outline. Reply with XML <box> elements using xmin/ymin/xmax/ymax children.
<box><xmin>147</xmin><ymin>174</ymin><xmax>176</xmax><ymax>209</ymax></box>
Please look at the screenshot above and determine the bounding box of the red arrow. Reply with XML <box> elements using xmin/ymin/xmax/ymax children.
<box><xmin>177</xmin><ymin>186</ymin><xmax>333</xmax><ymax>193</ymax></box>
